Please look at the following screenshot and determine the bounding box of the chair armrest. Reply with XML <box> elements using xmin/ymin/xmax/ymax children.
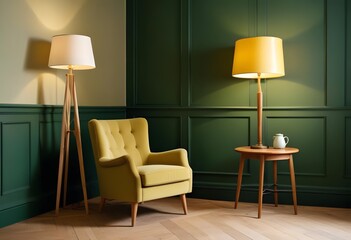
<box><xmin>147</xmin><ymin>148</ymin><xmax>190</xmax><ymax>167</ymax></box>
<box><xmin>98</xmin><ymin>155</ymin><xmax>140</xmax><ymax>183</ymax></box>
<box><xmin>98</xmin><ymin>155</ymin><xmax>129</xmax><ymax>167</ymax></box>
<box><xmin>95</xmin><ymin>154</ymin><xmax>142</xmax><ymax>202</ymax></box>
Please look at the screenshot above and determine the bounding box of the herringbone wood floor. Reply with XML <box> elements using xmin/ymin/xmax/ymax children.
<box><xmin>0</xmin><ymin>197</ymin><xmax>350</xmax><ymax>240</ymax></box>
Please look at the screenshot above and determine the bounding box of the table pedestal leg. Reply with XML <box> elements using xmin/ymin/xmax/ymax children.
<box><xmin>289</xmin><ymin>155</ymin><xmax>298</xmax><ymax>215</ymax></box>
<box><xmin>234</xmin><ymin>157</ymin><xmax>245</xmax><ymax>209</ymax></box>
<box><xmin>273</xmin><ymin>161</ymin><xmax>278</xmax><ymax>207</ymax></box>
<box><xmin>258</xmin><ymin>157</ymin><xmax>265</xmax><ymax>218</ymax></box>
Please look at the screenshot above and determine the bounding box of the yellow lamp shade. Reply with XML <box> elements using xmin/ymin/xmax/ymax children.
<box><xmin>48</xmin><ymin>34</ymin><xmax>96</xmax><ymax>70</ymax></box>
<box><xmin>232</xmin><ymin>36</ymin><xmax>285</xmax><ymax>79</ymax></box>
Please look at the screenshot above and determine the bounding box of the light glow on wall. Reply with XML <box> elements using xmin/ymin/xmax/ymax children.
<box><xmin>26</xmin><ymin>0</ymin><xmax>85</xmax><ymax>31</ymax></box>
<box><xmin>15</xmin><ymin>73</ymin><xmax>65</xmax><ymax>105</ymax></box>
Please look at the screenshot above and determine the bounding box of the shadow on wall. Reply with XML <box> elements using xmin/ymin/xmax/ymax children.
<box><xmin>24</xmin><ymin>38</ymin><xmax>64</xmax><ymax>105</ymax></box>
<box><xmin>24</xmin><ymin>39</ymin><xmax>59</xmax><ymax>194</ymax></box>
<box><xmin>25</xmin><ymin>38</ymin><xmax>51</xmax><ymax>70</ymax></box>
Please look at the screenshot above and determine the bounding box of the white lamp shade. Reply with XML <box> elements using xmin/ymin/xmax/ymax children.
<box><xmin>232</xmin><ymin>36</ymin><xmax>285</xmax><ymax>79</ymax></box>
<box><xmin>48</xmin><ymin>34</ymin><xmax>96</xmax><ymax>70</ymax></box>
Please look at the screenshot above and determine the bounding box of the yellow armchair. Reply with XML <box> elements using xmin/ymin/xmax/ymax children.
<box><xmin>88</xmin><ymin>118</ymin><xmax>192</xmax><ymax>226</ymax></box>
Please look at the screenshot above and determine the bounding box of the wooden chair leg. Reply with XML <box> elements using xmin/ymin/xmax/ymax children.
<box><xmin>131</xmin><ymin>202</ymin><xmax>138</xmax><ymax>227</ymax></box>
<box><xmin>99</xmin><ymin>197</ymin><xmax>106</xmax><ymax>212</ymax></box>
<box><xmin>180</xmin><ymin>194</ymin><xmax>188</xmax><ymax>214</ymax></box>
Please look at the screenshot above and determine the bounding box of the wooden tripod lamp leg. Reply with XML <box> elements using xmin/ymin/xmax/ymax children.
<box><xmin>55</xmin><ymin>71</ymin><xmax>89</xmax><ymax>215</ymax></box>
<box><xmin>55</xmin><ymin>74</ymin><xmax>71</xmax><ymax>215</ymax></box>
<box><xmin>71</xmin><ymin>75</ymin><xmax>89</xmax><ymax>214</ymax></box>
<box><xmin>63</xmin><ymin>128</ymin><xmax>70</xmax><ymax>208</ymax></box>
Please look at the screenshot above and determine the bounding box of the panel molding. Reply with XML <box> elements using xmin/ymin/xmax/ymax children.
<box><xmin>266</xmin><ymin>0</ymin><xmax>328</xmax><ymax>107</ymax></box>
<box><xmin>345</xmin><ymin>116</ymin><xmax>351</xmax><ymax>177</ymax></box>
<box><xmin>192</xmin><ymin>181</ymin><xmax>351</xmax><ymax>207</ymax></box>
<box><xmin>147</xmin><ymin>116</ymin><xmax>182</xmax><ymax>151</ymax></box>
<box><xmin>188</xmin><ymin>116</ymin><xmax>251</xmax><ymax>177</ymax></box>
<box><xmin>134</xmin><ymin>0</ymin><xmax>183</xmax><ymax>106</ymax></box>
<box><xmin>345</xmin><ymin>0</ymin><xmax>351</xmax><ymax>106</ymax></box>
<box><xmin>1</xmin><ymin>122</ymin><xmax>31</xmax><ymax>196</ymax></box>
<box><xmin>327</xmin><ymin>0</ymin><xmax>346</xmax><ymax>107</ymax></box>
<box><xmin>265</xmin><ymin>114</ymin><xmax>327</xmax><ymax>177</ymax></box>
<box><xmin>127</xmin><ymin>105</ymin><xmax>351</xmax><ymax>111</ymax></box>
<box><xmin>189</xmin><ymin>0</ymin><xmax>253</xmax><ymax>107</ymax></box>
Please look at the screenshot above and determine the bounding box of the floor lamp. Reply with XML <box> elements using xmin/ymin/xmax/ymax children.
<box><xmin>48</xmin><ymin>34</ymin><xmax>96</xmax><ymax>215</ymax></box>
<box><xmin>232</xmin><ymin>36</ymin><xmax>285</xmax><ymax>149</ymax></box>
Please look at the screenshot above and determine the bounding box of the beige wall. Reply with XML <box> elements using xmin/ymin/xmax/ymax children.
<box><xmin>0</xmin><ymin>0</ymin><xmax>126</xmax><ymax>106</ymax></box>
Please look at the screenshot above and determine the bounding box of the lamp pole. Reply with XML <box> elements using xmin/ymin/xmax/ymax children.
<box><xmin>252</xmin><ymin>73</ymin><xmax>267</xmax><ymax>149</ymax></box>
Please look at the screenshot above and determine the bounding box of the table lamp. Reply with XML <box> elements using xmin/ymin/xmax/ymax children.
<box><xmin>48</xmin><ymin>34</ymin><xmax>96</xmax><ymax>215</ymax></box>
<box><xmin>232</xmin><ymin>36</ymin><xmax>285</xmax><ymax>149</ymax></box>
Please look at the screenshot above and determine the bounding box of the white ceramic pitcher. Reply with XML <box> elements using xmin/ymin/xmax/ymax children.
<box><xmin>273</xmin><ymin>133</ymin><xmax>289</xmax><ymax>149</ymax></box>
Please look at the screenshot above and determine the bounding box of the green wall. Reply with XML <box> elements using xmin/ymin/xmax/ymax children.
<box><xmin>0</xmin><ymin>105</ymin><xmax>126</xmax><ymax>227</ymax></box>
<box><xmin>127</xmin><ymin>0</ymin><xmax>351</xmax><ymax>207</ymax></box>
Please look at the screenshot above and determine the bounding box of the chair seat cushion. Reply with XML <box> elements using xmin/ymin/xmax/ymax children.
<box><xmin>138</xmin><ymin>165</ymin><xmax>190</xmax><ymax>187</ymax></box>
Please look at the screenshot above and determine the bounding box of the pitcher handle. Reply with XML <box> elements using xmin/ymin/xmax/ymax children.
<box><xmin>284</xmin><ymin>136</ymin><xmax>289</xmax><ymax>145</ymax></box>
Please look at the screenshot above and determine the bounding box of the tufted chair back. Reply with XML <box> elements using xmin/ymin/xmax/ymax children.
<box><xmin>90</xmin><ymin>118</ymin><xmax>151</xmax><ymax>166</ymax></box>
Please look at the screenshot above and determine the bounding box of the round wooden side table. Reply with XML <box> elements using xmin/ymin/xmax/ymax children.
<box><xmin>234</xmin><ymin>146</ymin><xmax>299</xmax><ymax>218</ymax></box>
